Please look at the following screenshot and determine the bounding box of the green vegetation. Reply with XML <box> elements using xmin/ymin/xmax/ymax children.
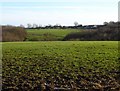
<box><xmin>26</xmin><ymin>29</ymin><xmax>81</xmax><ymax>41</ymax></box>
<box><xmin>2</xmin><ymin>41</ymin><xmax>119</xmax><ymax>90</ymax></box>
<box><xmin>26</xmin><ymin>22</ymin><xmax>119</xmax><ymax>41</ymax></box>
<box><xmin>64</xmin><ymin>22</ymin><xmax>119</xmax><ymax>41</ymax></box>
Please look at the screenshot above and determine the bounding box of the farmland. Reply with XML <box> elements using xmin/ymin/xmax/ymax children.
<box><xmin>26</xmin><ymin>29</ymin><xmax>81</xmax><ymax>41</ymax></box>
<box><xmin>2</xmin><ymin>41</ymin><xmax>120</xmax><ymax>90</ymax></box>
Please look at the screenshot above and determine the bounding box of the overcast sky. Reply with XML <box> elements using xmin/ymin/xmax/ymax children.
<box><xmin>1</xmin><ymin>0</ymin><xmax>119</xmax><ymax>26</ymax></box>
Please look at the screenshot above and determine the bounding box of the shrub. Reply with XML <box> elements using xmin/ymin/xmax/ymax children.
<box><xmin>2</xmin><ymin>26</ymin><xmax>27</xmax><ymax>42</ymax></box>
<box><xmin>63</xmin><ymin>22</ymin><xmax>119</xmax><ymax>41</ymax></box>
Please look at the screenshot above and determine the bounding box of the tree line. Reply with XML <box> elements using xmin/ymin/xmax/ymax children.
<box><xmin>23</xmin><ymin>21</ymin><xmax>115</xmax><ymax>29</ymax></box>
<box><xmin>23</xmin><ymin>21</ymin><xmax>105</xmax><ymax>29</ymax></box>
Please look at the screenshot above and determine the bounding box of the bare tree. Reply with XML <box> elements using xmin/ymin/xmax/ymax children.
<box><xmin>20</xmin><ymin>24</ymin><xmax>24</xmax><ymax>28</ymax></box>
<box><xmin>27</xmin><ymin>24</ymin><xmax>32</xmax><ymax>28</ymax></box>
<box><xmin>33</xmin><ymin>24</ymin><xmax>38</xmax><ymax>28</ymax></box>
<box><xmin>103</xmin><ymin>22</ymin><xmax>108</xmax><ymax>25</ymax></box>
<box><xmin>74</xmin><ymin>21</ymin><xmax>79</xmax><ymax>26</ymax></box>
<box><xmin>108</xmin><ymin>21</ymin><xmax>115</xmax><ymax>25</ymax></box>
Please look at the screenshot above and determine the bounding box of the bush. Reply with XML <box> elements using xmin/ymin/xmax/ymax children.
<box><xmin>2</xmin><ymin>26</ymin><xmax>27</xmax><ymax>42</ymax></box>
<box><xmin>63</xmin><ymin>30</ymin><xmax>97</xmax><ymax>41</ymax></box>
<box><xmin>63</xmin><ymin>22</ymin><xmax>119</xmax><ymax>41</ymax></box>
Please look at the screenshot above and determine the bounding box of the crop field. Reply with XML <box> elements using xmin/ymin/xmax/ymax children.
<box><xmin>26</xmin><ymin>29</ymin><xmax>81</xmax><ymax>41</ymax></box>
<box><xmin>2</xmin><ymin>41</ymin><xmax>120</xmax><ymax>90</ymax></box>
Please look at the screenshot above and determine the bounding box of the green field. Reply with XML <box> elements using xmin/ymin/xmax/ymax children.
<box><xmin>2</xmin><ymin>41</ymin><xmax>119</xmax><ymax>90</ymax></box>
<box><xmin>26</xmin><ymin>29</ymin><xmax>81</xmax><ymax>41</ymax></box>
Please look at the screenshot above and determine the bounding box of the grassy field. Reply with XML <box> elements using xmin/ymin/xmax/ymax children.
<box><xmin>2</xmin><ymin>41</ymin><xmax>119</xmax><ymax>90</ymax></box>
<box><xmin>26</xmin><ymin>29</ymin><xmax>81</xmax><ymax>41</ymax></box>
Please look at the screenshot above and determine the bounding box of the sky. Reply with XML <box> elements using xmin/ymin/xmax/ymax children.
<box><xmin>0</xmin><ymin>0</ymin><xmax>119</xmax><ymax>26</ymax></box>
